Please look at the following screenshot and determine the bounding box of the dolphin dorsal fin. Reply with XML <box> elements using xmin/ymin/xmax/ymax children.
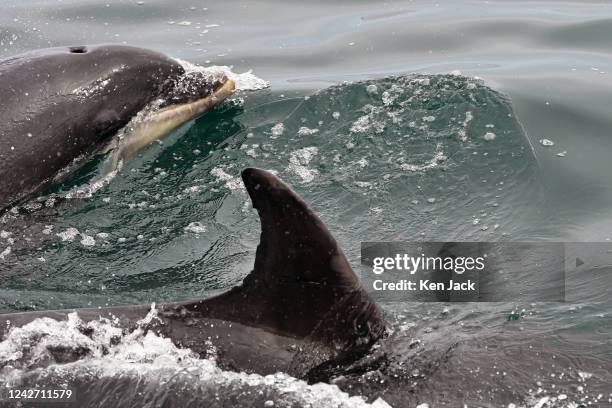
<box><xmin>190</xmin><ymin>168</ymin><xmax>385</xmax><ymax>351</ymax></box>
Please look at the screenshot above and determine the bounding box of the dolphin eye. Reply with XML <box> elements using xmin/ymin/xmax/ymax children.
<box><xmin>69</xmin><ymin>46</ymin><xmax>88</xmax><ymax>54</ymax></box>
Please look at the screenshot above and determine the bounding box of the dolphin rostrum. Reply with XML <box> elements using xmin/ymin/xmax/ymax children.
<box><xmin>0</xmin><ymin>44</ymin><xmax>235</xmax><ymax>212</ymax></box>
<box><xmin>0</xmin><ymin>168</ymin><xmax>386</xmax><ymax>378</ymax></box>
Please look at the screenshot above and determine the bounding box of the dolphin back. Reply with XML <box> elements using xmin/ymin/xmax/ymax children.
<box><xmin>182</xmin><ymin>168</ymin><xmax>386</xmax><ymax>371</ymax></box>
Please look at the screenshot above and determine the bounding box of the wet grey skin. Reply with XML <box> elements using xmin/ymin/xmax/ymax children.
<box><xmin>0</xmin><ymin>168</ymin><xmax>386</xmax><ymax>378</ymax></box>
<box><xmin>0</xmin><ymin>44</ymin><xmax>235</xmax><ymax>212</ymax></box>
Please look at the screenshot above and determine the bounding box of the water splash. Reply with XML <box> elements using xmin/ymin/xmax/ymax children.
<box><xmin>176</xmin><ymin>59</ymin><xmax>270</xmax><ymax>91</ymax></box>
<box><xmin>0</xmin><ymin>312</ymin><xmax>390</xmax><ymax>408</ymax></box>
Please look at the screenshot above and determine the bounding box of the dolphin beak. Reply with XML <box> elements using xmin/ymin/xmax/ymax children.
<box><xmin>208</xmin><ymin>77</ymin><xmax>235</xmax><ymax>105</ymax></box>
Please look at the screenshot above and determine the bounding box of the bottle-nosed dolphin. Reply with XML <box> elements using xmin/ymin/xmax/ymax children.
<box><xmin>0</xmin><ymin>168</ymin><xmax>386</xmax><ymax>377</ymax></box>
<box><xmin>0</xmin><ymin>44</ymin><xmax>235</xmax><ymax>212</ymax></box>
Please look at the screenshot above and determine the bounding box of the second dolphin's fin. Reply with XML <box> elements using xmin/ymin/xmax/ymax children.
<box><xmin>186</xmin><ymin>168</ymin><xmax>385</xmax><ymax>354</ymax></box>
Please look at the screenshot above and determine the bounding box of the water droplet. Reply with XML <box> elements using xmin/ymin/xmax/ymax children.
<box><xmin>539</xmin><ymin>139</ymin><xmax>554</xmax><ymax>147</ymax></box>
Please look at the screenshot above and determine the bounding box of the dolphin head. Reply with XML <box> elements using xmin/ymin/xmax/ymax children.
<box><xmin>0</xmin><ymin>44</ymin><xmax>235</xmax><ymax>210</ymax></box>
<box><xmin>2</xmin><ymin>45</ymin><xmax>183</xmax><ymax>136</ymax></box>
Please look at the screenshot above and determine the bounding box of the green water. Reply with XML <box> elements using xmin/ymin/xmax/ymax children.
<box><xmin>1</xmin><ymin>74</ymin><xmax>547</xmax><ymax>310</ymax></box>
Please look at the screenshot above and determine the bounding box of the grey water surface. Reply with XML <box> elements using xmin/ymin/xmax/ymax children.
<box><xmin>1</xmin><ymin>1</ymin><xmax>612</xmax><ymax>407</ymax></box>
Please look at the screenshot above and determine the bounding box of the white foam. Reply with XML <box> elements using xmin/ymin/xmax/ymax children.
<box><xmin>458</xmin><ymin>111</ymin><xmax>473</xmax><ymax>142</ymax></box>
<box><xmin>287</xmin><ymin>147</ymin><xmax>319</xmax><ymax>183</ymax></box>
<box><xmin>0</xmin><ymin>312</ymin><xmax>123</xmax><ymax>370</ymax></box>
<box><xmin>210</xmin><ymin>167</ymin><xmax>243</xmax><ymax>190</ymax></box>
<box><xmin>183</xmin><ymin>185</ymin><xmax>202</xmax><ymax>194</ymax></box>
<box><xmin>297</xmin><ymin>126</ymin><xmax>319</xmax><ymax>136</ymax></box>
<box><xmin>270</xmin><ymin>123</ymin><xmax>285</xmax><ymax>138</ymax></box>
<box><xmin>176</xmin><ymin>59</ymin><xmax>270</xmax><ymax>92</ymax></box>
<box><xmin>350</xmin><ymin>115</ymin><xmax>371</xmax><ymax>133</ymax></box>
<box><xmin>136</xmin><ymin>303</ymin><xmax>163</xmax><ymax>327</ymax></box>
<box><xmin>355</xmin><ymin>181</ymin><xmax>373</xmax><ymax>189</ymax></box>
<box><xmin>57</xmin><ymin>227</ymin><xmax>80</xmax><ymax>242</ymax></box>
<box><xmin>539</xmin><ymin>139</ymin><xmax>555</xmax><ymax>147</ymax></box>
<box><xmin>80</xmin><ymin>234</ymin><xmax>96</xmax><ymax>247</ymax></box>
<box><xmin>356</xmin><ymin>158</ymin><xmax>369</xmax><ymax>168</ymax></box>
<box><xmin>64</xmin><ymin>166</ymin><xmax>121</xmax><ymax>200</ymax></box>
<box><xmin>184</xmin><ymin>222</ymin><xmax>207</xmax><ymax>234</ymax></box>
<box><xmin>400</xmin><ymin>145</ymin><xmax>447</xmax><ymax>172</ymax></box>
<box><xmin>244</xmin><ymin>144</ymin><xmax>259</xmax><ymax>157</ymax></box>
<box><xmin>0</xmin><ymin>313</ymin><xmax>388</xmax><ymax>408</ymax></box>
<box><xmin>532</xmin><ymin>396</ymin><xmax>550</xmax><ymax>408</ymax></box>
<box><xmin>484</xmin><ymin>132</ymin><xmax>496</xmax><ymax>141</ymax></box>
<box><xmin>0</xmin><ymin>246</ymin><xmax>11</xmax><ymax>260</ymax></box>
<box><xmin>350</xmin><ymin>105</ymin><xmax>385</xmax><ymax>134</ymax></box>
